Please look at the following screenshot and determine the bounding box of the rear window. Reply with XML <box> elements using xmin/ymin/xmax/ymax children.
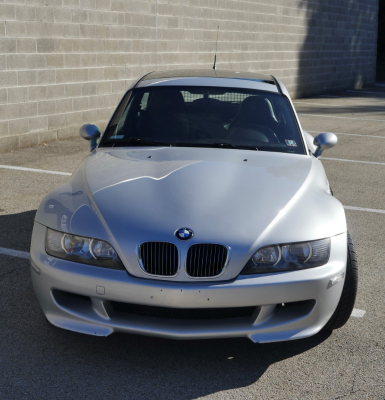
<box><xmin>100</xmin><ymin>86</ymin><xmax>305</xmax><ymax>155</ymax></box>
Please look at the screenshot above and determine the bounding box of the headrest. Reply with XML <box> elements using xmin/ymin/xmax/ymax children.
<box><xmin>237</xmin><ymin>96</ymin><xmax>272</xmax><ymax>120</ymax></box>
<box><xmin>147</xmin><ymin>90</ymin><xmax>186</xmax><ymax>113</ymax></box>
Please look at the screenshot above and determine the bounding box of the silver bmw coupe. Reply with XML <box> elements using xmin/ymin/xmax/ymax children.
<box><xmin>30</xmin><ymin>70</ymin><xmax>358</xmax><ymax>343</ymax></box>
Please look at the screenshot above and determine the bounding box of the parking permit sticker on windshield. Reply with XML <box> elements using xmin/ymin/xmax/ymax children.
<box><xmin>285</xmin><ymin>140</ymin><xmax>297</xmax><ymax>147</ymax></box>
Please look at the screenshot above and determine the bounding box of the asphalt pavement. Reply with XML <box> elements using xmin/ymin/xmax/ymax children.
<box><xmin>0</xmin><ymin>86</ymin><xmax>384</xmax><ymax>399</ymax></box>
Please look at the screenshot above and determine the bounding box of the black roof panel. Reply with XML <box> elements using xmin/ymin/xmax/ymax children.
<box><xmin>142</xmin><ymin>69</ymin><xmax>275</xmax><ymax>85</ymax></box>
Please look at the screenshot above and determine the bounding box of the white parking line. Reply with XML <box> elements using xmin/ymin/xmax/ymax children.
<box><xmin>351</xmin><ymin>308</ymin><xmax>366</xmax><ymax>317</ymax></box>
<box><xmin>321</xmin><ymin>157</ymin><xmax>385</xmax><ymax>166</ymax></box>
<box><xmin>344</xmin><ymin>206</ymin><xmax>385</xmax><ymax>214</ymax></box>
<box><xmin>319</xmin><ymin>95</ymin><xmax>385</xmax><ymax>103</ymax></box>
<box><xmin>294</xmin><ymin>102</ymin><xmax>385</xmax><ymax>111</ymax></box>
<box><xmin>0</xmin><ymin>247</ymin><xmax>30</xmax><ymax>259</ymax></box>
<box><xmin>297</xmin><ymin>113</ymin><xmax>385</xmax><ymax>122</ymax></box>
<box><xmin>307</xmin><ymin>130</ymin><xmax>385</xmax><ymax>139</ymax></box>
<box><xmin>0</xmin><ymin>165</ymin><xmax>72</xmax><ymax>176</ymax></box>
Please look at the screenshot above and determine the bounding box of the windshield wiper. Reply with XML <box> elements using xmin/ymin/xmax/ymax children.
<box><xmin>158</xmin><ymin>142</ymin><xmax>258</xmax><ymax>150</ymax></box>
<box><xmin>107</xmin><ymin>137</ymin><xmax>174</xmax><ymax>147</ymax></box>
<box><xmin>211</xmin><ymin>142</ymin><xmax>259</xmax><ymax>150</ymax></box>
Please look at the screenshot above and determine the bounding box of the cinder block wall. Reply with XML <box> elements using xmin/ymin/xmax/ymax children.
<box><xmin>0</xmin><ymin>0</ymin><xmax>379</xmax><ymax>153</ymax></box>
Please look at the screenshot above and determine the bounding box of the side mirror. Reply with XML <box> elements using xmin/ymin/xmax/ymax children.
<box><xmin>79</xmin><ymin>124</ymin><xmax>101</xmax><ymax>151</ymax></box>
<box><xmin>313</xmin><ymin>132</ymin><xmax>337</xmax><ymax>157</ymax></box>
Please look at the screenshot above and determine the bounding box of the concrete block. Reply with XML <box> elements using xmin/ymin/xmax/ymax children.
<box><xmin>55</xmin><ymin>39</ymin><xmax>73</xmax><ymax>53</ymax></box>
<box><xmin>5</xmin><ymin>21</ymin><xmax>27</xmax><ymax>37</ymax></box>
<box><xmin>44</xmin><ymin>0</ymin><xmax>63</xmax><ymax>7</ymax></box>
<box><xmin>29</xmin><ymin>115</ymin><xmax>48</xmax><ymax>132</ymax></box>
<box><xmin>63</xmin><ymin>0</ymin><xmax>80</xmax><ymax>7</ymax></box>
<box><xmin>103</xmin><ymin>11</ymin><xmax>118</xmax><ymax>25</ymax></box>
<box><xmin>0</xmin><ymin>121</ymin><xmax>9</xmax><ymax>137</ymax></box>
<box><xmin>72</xmin><ymin>9</ymin><xmax>89</xmax><ymax>23</ymax></box>
<box><xmin>17</xmin><ymin>39</ymin><xmax>37</xmax><ymax>53</ymax></box>
<box><xmin>45</xmin><ymin>22</ymin><xmax>64</xmax><ymax>37</ymax></box>
<box><xmin>81</xmin><ymin>54</ymin><xmax>97</xmax><ymax>67</ymax></box>
<box><xmin>89</xmin><ymin>95</ymin><xmax>104</xmax><ymax>109</ymax></box>
<box><xmin>38</xmin><ymin>100</ymin><xmax>56</xmax><ymax>115</ymax></box>
<box><xmin>88</xmin><ymin>67</ymin><xmax>104</xmax><ymax>81</ymax></box>
<box><xmin>0</xmin><ymin>135</ymin><xmax>19</xmax><ymax>153</ymax></box>
<box><xmin>0</xmin><ymin>104</ymin><xmax>17</xmax><ymax>122</ymax></box>
<box><xmin>64</xmin><ymin>24</ymin><xmax>80</xmax><ymax>38</ymax></box>
<box><xmin>57</xmin><ymin>126</ymin><xmax>77</xmax><ymax>140</ymax></box>
<box><xmin>6</xmin><ymin>54</ymin><xmax>27</xmax><ymax>70</ymax></box>
<box><xmin>73</xmin><ymin>96</ymin><xmax>89</xmax><ymax>111</ymax></box>
<box><xmin>82</xmin><ymin>109</ymin><xmax>98</xmax><ymax>122</ymax></box>
<box><xmin>80</xmin><ymin>24</ymin><xmax>96</xmax><ymax>37</ymax></box>
<box><xmin>37</xmin><ymin>39</ymin><xmax>55</xmax><ymax>53</ymax></box>
<box><xmin>88</xmin><ymin>10</ymin><xmax>104</xmax><ymax>24</ymax></box>
<box><xmin>0</xmin><ymin>4</ymin><xmax>16</xmax><ymax>20</ymax></box>
<box><xmin>64</xmin><ymin>54</ymin><xmax>82</xmax><ymax>68</ymax></box>
<box><xmin>0</xmin><ymin>89</ymin><xmax>7</xmax><ymax>104</ymax></box>
<box><xmin>15</xmin><ymin>5</ymin><xmax>36</xmax><ymax>21</ymax></box>
<box><xmin>18</xmin><ymin>102</ymin><xmax>37</xmax><ymax>118</ymax></box>
<box><xmin>46</xmin><ymin>54</ymin><xmax>64</xmax><ymax>69</ymax></box>
<box><xmin>37</xmin><ymin>70</ymin><xmax>56</xmax><ymax>85</ymax></box>
<box><xmin>97</xmin><ymin>81</ymin><xmax>111</xmax><ymax>94</ymax></box>
<box><xmin>35</xmin><ymin>7</ymin><xmax>54</xmax><ymax>22</ymax></box>
<box><xmin>25</xmin><ymin>21</ymin><xmax>46</xmax><ymax>37</ymax></box>
<box><xmin>96</xmin><ymin>0</ymin><xmax>110</xmax><ymax>11</ymax></box>
<box><xmin>17</xmin><ymin>71</ymin><xmax>38</xmax><ymax>86</ymax></box>
<box><xmin>111</xmin><ymin>0</ymin><xmax>123</xmax><ymax>11</ymax></box>
<box><xmin>54</xmin><ymin>7</ymin><xmax>72</xmax><ymax>22</ymax></box>
<box><xmin>82</xmin><ymin>82</ymin><xmax>97</xmax><ymax>96</ymax></box>
<box><xmin>65</xmin><ymin>111</ymin><xmax>83</xmax><ymax>126</ymax></box>
<box><xmin>28</xmin><ymin>86</ymin><xmax>47</xmax><ymax>101</ymax></box>
<box><xmin>72</xmin><ymin>68</ymin><xmax>88</xmax><ymax>82</ymax></box>
<box><xmin>38</xmin><ymin>129</ymin><xmax>57</xmax><ymax>144</ymax></box>
<box><xmin>56</xmin><ymin>98</ymin><xmax>73</xmax><ymax>113</ymax></box>
<box><xmin>46</xmin><ymin>84</ymin><xmax>65</xmax><ymax>99</ymax></box>
<box><xmin>19</xmin><ymin>131</ymin><xmax>39</xmax><ymax>148</ymax></box>
<box><xmin>27</xmin><ymin>54</ymin><xmax>47</xmax><ymax>69</ymax></box>
<box><xmin>0</xmin><ymin>38</ymin><xmax>17</xmax><ymax>53</ymax></box>
<box><xmin>65</xmin><ymin>83</ymin><xmax>82</xmax><ymax>97</ymax></box>
<box><xmin>80</xmin><ymin>0</ymin><xmax>96</xmax><ymax>10</ymax></box>
<box><xmin>8</xmin><ymin>87</ymin><xmax>29</xmax><ymax>103</ymax></box>
<box><xmin>9</xmin><ymin>118</ymin><xmax>29</xmax><ymax>135</ymax></box>
<box><xmin>48</xmin><ymin>113</ymin><xmax>66</xmax><ymax>129</ymax></box>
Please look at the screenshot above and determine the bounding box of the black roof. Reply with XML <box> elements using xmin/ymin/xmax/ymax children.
<box><xmin>142</xmin><ymin>69</ymin><xmax>275</xmax><ymax>85</ymax></box>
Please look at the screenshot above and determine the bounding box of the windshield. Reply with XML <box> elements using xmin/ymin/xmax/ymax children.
<box><xmin>100</xmin><ymin>86</ymin><xmax>305</xmax><ymax>155</ymax></box>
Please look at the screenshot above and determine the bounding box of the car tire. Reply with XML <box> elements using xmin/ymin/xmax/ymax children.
<box><xmin>322</xmin><ymin>231</ymin><xmax>358</xmax><ymax>331</ymax></box>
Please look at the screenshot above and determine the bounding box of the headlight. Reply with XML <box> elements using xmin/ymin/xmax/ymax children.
<box><xmin>241</xmin><ymin>238</ymin><xmax>330</xmax><ymax>275</ymax></box>
<box><xmin>45</xmin><ymin>228</ymin><xmax>125</xmax><ymax>270</ymax></box>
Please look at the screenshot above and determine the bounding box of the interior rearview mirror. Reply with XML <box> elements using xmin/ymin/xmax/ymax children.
<box><xmin>79</xmin><ymin>124</ymin><xmax>101</xmax><ymax>151</ymax></box>
<box><xmin>313</xmin><ymin>132</ymin><xmax>338</xmax><ymax>157</ymax></box>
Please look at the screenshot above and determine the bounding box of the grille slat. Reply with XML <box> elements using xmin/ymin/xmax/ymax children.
<box><xmin>186</xmin><ymin>244</ymin><xmax>228</xmax><ymax>278</ymax></box>
<box><xmin>139</xmin><ymin>242</ymin><xmax>179</xmax><ymax>276</ymax></box>
<box><xmin>111</xmin><ymin>302</ymin><xmax>256</xmax><ymax>320</ymax></box>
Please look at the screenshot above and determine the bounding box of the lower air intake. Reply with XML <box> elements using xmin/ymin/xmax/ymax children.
<box><xmin>110</xmin><ymin>302</ymin><xmax>256</xmax><ymax>320</ymax></box>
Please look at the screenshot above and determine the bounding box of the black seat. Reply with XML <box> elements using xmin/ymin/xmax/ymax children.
<box><xmin>141</xmin><ymin>89</ymin><xmax>189</xmax><ymax>140</ymax></box>
<box><xmin>227</xmin><ymin>96</ymin><xmax>278</xmax><ymax>141</ymax></box>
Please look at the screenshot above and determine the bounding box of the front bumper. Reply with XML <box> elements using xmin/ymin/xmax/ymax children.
<box><xmin>31</xmin><ymin>223</ymin><xmax>347</xmax><ymax>343</ymax></box>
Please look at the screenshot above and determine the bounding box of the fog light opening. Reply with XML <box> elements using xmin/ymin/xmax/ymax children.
<box><xmin>327</xmin><ymin>272</ymin><xmax>345</xmax><ymax>289</ymax></box>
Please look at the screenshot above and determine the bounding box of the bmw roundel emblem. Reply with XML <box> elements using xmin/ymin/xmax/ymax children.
<box><xmin>175</xmin><ymin>227</ymin><xmax>194</xmax><ymax>241</ymax></box>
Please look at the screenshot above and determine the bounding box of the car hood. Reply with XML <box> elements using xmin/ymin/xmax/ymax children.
<box><xmin>36</xmin><ymin>147</ymin><xmax>346</xmax><ymax>281</ymax></box>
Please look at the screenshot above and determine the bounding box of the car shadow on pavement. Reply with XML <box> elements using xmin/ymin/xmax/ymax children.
<box><xmin>1</xmin><ymin>210</ymin><xmax>332</xmax><ymax>399</ymax></box>
<box><xmin>0</xmin><ymin>209</ymin><xmax>36</xmax><ymax>252</ymax></box>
